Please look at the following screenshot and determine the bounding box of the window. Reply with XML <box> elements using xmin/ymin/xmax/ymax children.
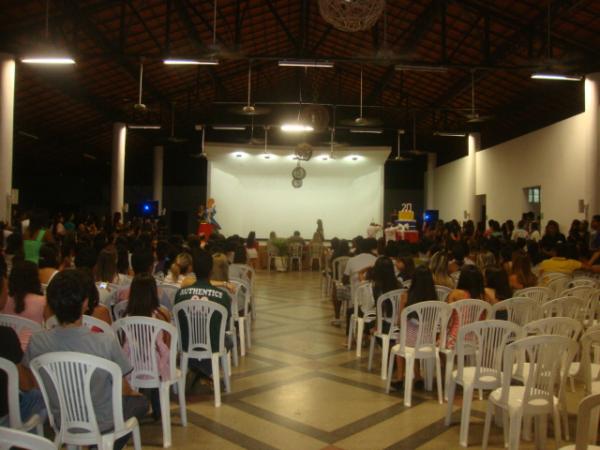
<box><xmin>527</xmin><ymin>187</ymin><xmax>540</xmax><ymax>204</ymax></box>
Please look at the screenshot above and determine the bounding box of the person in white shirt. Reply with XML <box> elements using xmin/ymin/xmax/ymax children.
<box><xmin>528</xmin><ymin>222</ymin><xmax>541</xmax><ymax>242</ymax></box>
<box><xmin>384</xmin><ymin>223</ymin><xmax>397</xmax><ymax>243</ymax></box>
<box><xmin>511</xmin><ymin>219</ymin><xmax>529</xmax><ymax>241</ymax></box>
<box><xmin>366</xmin><ymin>222</ymin><xmax>382</xmax><ymax>238</ymax></box>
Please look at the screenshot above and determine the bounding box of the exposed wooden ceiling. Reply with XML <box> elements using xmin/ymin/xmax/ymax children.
<box><xmin>1</xmin><ymin>0</ymin><xmax>598</xmax><ymax>169</ymax></box>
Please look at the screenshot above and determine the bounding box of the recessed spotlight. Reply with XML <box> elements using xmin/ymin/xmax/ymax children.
<box><xmin>345</xmin><ymin>154</ymin><xmax>362</xmax><ymax>161</ymax></box>
<box><xmin>233</xmin><ymin>152</ymin><xmax>247</xmax><ymax>158</ymax></box>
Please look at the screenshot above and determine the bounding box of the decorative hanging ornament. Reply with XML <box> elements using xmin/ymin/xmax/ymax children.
<box><xmin>318</xmin><ymin>0</ymin><xmax>385</xmax><ymax>33</ymax></box>
<box><xmin>292</xmin><ymin>178</ymin><xmax>303</xmax><ymax>189</ymax></box>
<box><xmin>292</xmin><ymin>163</ymin><xmax>307</xmax><ymax>180</ymax></box>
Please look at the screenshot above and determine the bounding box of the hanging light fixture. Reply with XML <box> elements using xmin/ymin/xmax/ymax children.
<box><xmin>21</xmin><ymin>0</ymin><xmax>75</xmax><ymax>64</ymax></box>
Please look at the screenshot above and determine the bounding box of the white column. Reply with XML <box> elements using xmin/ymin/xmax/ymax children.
<box><xmin>466</xmin><ymin>132</ymin><xmax>480</xmax><ymax>221</ymax></box>
<box><xmin>584</xmin><ymin>74</ymin><xmax>600</xmax><ymax>218</ymax></box>
<box><xmin>425</xmin><ymin>152</ymin><xmax>436</xmax><ymax>210</ymax></box>
<box><xmin>0</xmin><ymin>55</ymin><xmax>15</xmax><ymax>223</ymax></box>
<box><xmin>110</xmin><ymin>122</ymin><xmax>126</xmax><ymax>215</ymax></box>
<box><xmin>153</xmin><ymin>145</ymin><xmax>164</xmax><ymax>212</ymax></box>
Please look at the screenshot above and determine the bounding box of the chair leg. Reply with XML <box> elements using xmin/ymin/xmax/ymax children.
<box><xmin>246</xmin><ymin>317</ymin><xmax>252</xmax><ymax>349</ymax></box>
<box><xmin>482</xmin><ymin>401</ymin><xmax>494</xmax><ymax>450</ymax></box>
<box><xmin>522</xmin><ymin>415</ymin><xmax>533</xmax><ymax>441</ymax></box>
<box><xmin>356</xmin><ymin>319</ymin><xmax>365</xmax><ymax>357</ymax></box>
<box><xmin>239</xmin><ymin>318</ymin><xmax>246</xmax><ymax>357</ymax></box>
<box><xmin>367</xmin><ymin>336</ymin><xmax>375</xmax><ymax>372</ymax></box>
<box><xmin>385</xmin><ymin>353</ymin><xmax>395</xmax><ymax>394</ymax></box>
<box><xmin>404</xmin><ymin>357</ymin><xmax>415</xmax><ymax>407</ymax></box>
<box><xmin>444</xmin><ymin>379</ymin><xmax>456</xmax><ymax>426</ymax></box>
<box><xmin>181</xmin><ymin>354</ymin><xmax>189</xmax><ymax>393</ymax></box>
<box><xmin>508</xmin><ymin>411</ymin><xmax>523</xmax><ymax>450</ymax></box>
<box><xmin>502</xmin><ymin>410</ymin><xmax>509</xmax><ymax>448</ymax></box>
<box><xmin>444</xmin><ymin>352</ymin><xmax>454</xmax><ymax>401</ymax></box>
<box><xmin>435</xmin><ymin>355</ymin><xmax>444</xmax><ymax>404</ymax></box>
<box><xmin>553</xmin><ymin>406</ymin><xmax>562</xmax><ymax>447</ymax></box>
<box><xmin>221</xmin><ymin>354</ymin><xmax>231</xmax><ymax>393</ymax></box>
<box><xmin>230</xmin><ymin>330</ymin><xmax>239</xmax><ymax>367</ymax></box>
<box><xmin>425</xmin><ymin>359</ymin><xmax>434</xmax><ymax>392</ymax></box>
<box><xmin>211</xmin><ymin>354</ymin><xmax>221</xmax><ymax>407</ymax></box>
<box><xmin>347</xmin><ymin>315</ymin><xmax>355</xmax><ymax>351</ymax></box>
<box><xmin>381</xmin><ymin>336</ymin><xmax>390</xmax><ymax>380</ymax></box>
<box><xmin>159</xmin><ymin>384</ymin><xmax>172</xmax><ymax>448</ymax></box>
<box><xmin>535</xmin><ymin>414</ymin><xmax>548</xmax><ymax>450</ymax></box>
<box><xmin>177</xmin><ymin>378</ymin><xmax>187</xmax><ymax>426</ymax></box>
<box><xmin>35</xmin><ymin>422</ymin><xmax>43</xmax><ymax>436</ymax></box>
<box><xmin>132</xmin><ymin>422</ymin><xmax>142</xmax><ymax>450</ymax></box>
<box><xmin>459</xmin><ymin>385</ymin><xmax>474</xmax><ymax>447</ymax></box>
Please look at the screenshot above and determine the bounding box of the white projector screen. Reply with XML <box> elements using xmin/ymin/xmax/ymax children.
<box><xmin>206</xmin><ymin>144</ymin><xmax>389</xmax><ymax>240</ymax></box>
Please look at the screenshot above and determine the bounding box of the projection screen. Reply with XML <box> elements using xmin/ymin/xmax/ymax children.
<box><xmin>206</xmin><ymin>144</ymin><xmax>389</xmax><ymax>240</ymax></box>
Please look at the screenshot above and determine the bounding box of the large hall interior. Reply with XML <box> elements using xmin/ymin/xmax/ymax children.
<box><xmin>0</xmin><ymin>1</ymin><xmax>599</xmax><ymax>449</ymax></box>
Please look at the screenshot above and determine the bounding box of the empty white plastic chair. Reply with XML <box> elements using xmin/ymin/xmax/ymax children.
<box><xmin>482</xmin><ymin>335</ymin><xmax>577</xmax><ymax>450</ymax></box>
<box><xmin>440</xmin><ymin>299</ymin><xmax>492</xmax><ymax>400</ymax></box>
<box><xmin>560</xmin><ymin>285</ymin><xmax>595</xmax><ymax>302</ymax></box>
<box><xmin>435</xmin><ymin>285</ymin><xmax>452</xmax><ymax>302</ymax></box>
<box><xmin>308</xmin><ymin>243</ymin><xmax>323</xmax><ymax>271</ymax></box>
<box><xmin>386</xmin><ymin>301</ymin><xmax>448</xmax><ymax>406</ymax></box>
<box><xmin>288</xmin><ymin>243</ymin><xmax>303</xmax><ymax>272</ymax></box>
<box><xmin>0</xmin><ymin>427</ymin><xmax>55</xmax><ymax>450</ymax></box>
<box><xmin>367</xmin><ymin>289</ymin><xmax>404</xmax><ymax>379</ymax></box>
<box><xmin>229</xmin><ymin>278</ymin><xmax>253</xmax><ymax>357</ymax></box>
<box><xmin>0</xmin><ymin>357</ymin><xmax>44</xmax><ymax>435</ymax></box>
<box><xmin>347</xmin><ymin>282</ymin><xmax>375</xmax><ymax>356</ymax></box>
<box><xmin>445</xmin><ymin>320</ymin><xmax>522</xmax><ymax>447</ymax></box>
<box><xmin>230</xmin><ymin>264</ymin><xmax>256</xmax><ymax>319</ymax></box>
<box><xmin>514</xmin><ymin>286</ymin><xmax>554</xmax><ymax>306</ymax></box>
<box><xmin>558</xmin><ymin>393</ymin><xmax>600</xmax><ymax>450</ymax></box>
<box><xmin>491</xmin><ymin>297</ymin><xmax>539</xmax><ymax>326</ymax></box>
<box><xmin>543</xmin><ymin>273</ymin><xmax>571</xmax><ymax>297</ymax></box>
<box><xmin>113</xmin><ymin>317</ymin><xmax>187</xmax><ymax>448</ymax></box>
<box><xmin>29</xmin><ymin>351</ymin><xmax>141</xmax><ymax>450</ymax></box>
<box><xmin>581</xmin><ymin>328</ymin><xmax>600</xmax><ymax>395</ymax></box>
<box><xmin>172</xmin><ymin>299</ymin><xmax>231</xmax><ymax>407</ymax></box>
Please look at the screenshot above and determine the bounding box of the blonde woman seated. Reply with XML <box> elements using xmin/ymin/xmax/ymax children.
<box><xmin>428</xmin><ymin>251</ymin><xmax>454</xmax><ymax>288</ymax></box>
<box><xmin>211</xmin><ymin>251</ymin><xmax>236</xmax><ymax>294</ymax></box>
<box><xmin>164</xmin><ymin>252</ymin><xmax>196</xmax><ymax>287</ymax></box>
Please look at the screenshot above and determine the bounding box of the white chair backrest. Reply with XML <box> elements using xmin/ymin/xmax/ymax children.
<box><xmin>112</xmin><ymin>301</ymin><xmax>129</xmax><ymax>321</ymax></box>
<box><xmin>82</xmin><ymin>315</ymin><xmax>114</xmax><ymax>335</ymax></box>
<box><xmin>514</xmin><ymin>286</ymin><xmax>554</xmax><ymax>306</ymax></box>
<box><xmin>289</xmin><ymin>243</ymin><xmax>303</xmax><ymax>257</ymax></box>
<box><xmin>332</xmin><ymin>257</ymin><xmax>350</xmax><ymax>282</ymax></box>
<box><xmin>435</xmin><ymin>285</ymin><xmax>452</xmax><ymax>302</ymax></box>
<box><xmin>400</xmin><ymin>301</ymin><xmax>449</xmax><ymax>353</ymax></box>
<box><xmin>547</xmin><ymin>276</ymin><xmax>571</xmax><ymax>297</ymax></box>
<box><xmin>29</xmin><ymin>351</ymin><xmax>125</xmax><ymax>445</ymax></box>
<box><xmin>0</xmin><ymin>314</ymin><xmax>42</xmax><ymax>337</ymax></box>
<box><xmin>355</xmin><ymin>282</ymin><xmax>374</xmax><ymax>314</ymax></box>
<box><xmin>501</xmin><ymin>335</ymin><xmax>576</xmax><ymax>407</ymax></box>
<box><xmin>0</xmin><ymin>427</ymin><xmax>55</xmax><ymax>450</ymax></box>
<box><xmin>0</xmin><ymin>357</ymin><xmax>23</xmax><ymax>429</ymax></box>
<box><xmin>96</xmin><ymin>282</ymin><xmax>120</xmax><ymax>307</ymax></box>
<box><xmin>455</xmin><ymin>320</ymin><xmax>523</xmax><ymax>387</ymax></box>
<box><xmin>172</xmin><ymin>299</ymin><xmax>227</xmax><ymax>355</ymax></box>
<box><xmin>229</xmin><ymin>264</ymin><xmax>253</xmax><ymax>284</ymax></box>
<box><xmin>158</xmin><ymin>283</ymin><xmax>180</xmax><ymax>310</ymax></box>
<box><xmin>571</xmin><ymin>393</ymin><xmax>600</xmax><ymax>450</ymax></box>
<box><xmin>541</xmin><ymin>272</ymin><xmax>571</xmax><ymax>284</ymax></box>
<box><xmin>309</xmin><ymin>243</ymin><xmax>323</xmax><ymax>257</ymax></box>
<box><xmin>560</xmin><ymin>286</ymin><xmax>595</xmax><ymax>302</ymax></box>
<box><xmin>524</xmin><ymin>317</ymin><xmax>583</xmax><ymax>340</ymax></box>
<box><xmin>442</xmin><ymin>299</ymin><xmax>491</xmax><ymax>350</ymax></box>
<box><xmin>374</xmin><ymin>289</ymin><xmax>405</xmax><ymax>336</ymax></box>
<box><xmin>581</xmin><ymin>329</ymin><xmax>600</xmax><ymax>394</ymax></box>
<box><xmin>229</xmin><ymin>277</ymin><xmax>251</xmax><ymax>317</ymax></box>
<box><xmin>491</xmin><ymin>297</ymin><xmax>539</xmax><ymax>326</ymax></box>
<box><xmin>541</xmin><ymin>296</ymin><xmax>589</xmax><ymax>322</ymax></box>
<box><xmin>113</xmin><ymin>316</ymin><xmax>178</xmax><ymax>385</ymax></box>
<box><xmin>568</xmin><ymin>277</ymin><xmax>597</xmax><ymax>288</ymax></box>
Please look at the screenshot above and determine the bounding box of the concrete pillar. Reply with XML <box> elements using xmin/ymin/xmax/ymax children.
<box><xmin>467</xmin><ymin>133</ymin><xmax>480</xmax><ymax>221</ymax></box>
<box><xmin>153</xmin><ymin>145</ymin><xmax>164</xmax><ymax>212</ymax></box>
<box><xmin>0</xmin><ymin>55</ymin><xmax>15</xmax><ymax>223</ymax></box>
<box><xmin>584</xmin><ymin>74</ymin><xmax>600</xmax><ymax>218</ymax></box>
<box><xmin>110</xmin><ymin>122</ymin><xmax>126</xmax><ymax>215</ymax></box>
<box><xmin>425</xmin><ymin>152</ymin><xmax>436</xmax><ymax>210</ymax></box>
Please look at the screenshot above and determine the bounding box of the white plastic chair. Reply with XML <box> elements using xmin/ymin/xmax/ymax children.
<box><xmin>0</xmin><ymin>357</ymin><xmax>44</xmax><ymax>435</ymax></box>
<box><xmin>266</xmin><ymin>247</ymin><xmax>278</xmax><ymax>272</ymax></box>
<box><xmin>0</xmin><ymin>427</ymin><xmax>55</xmax><ymax>450</ymax></box>
<box><xmin>543</xmin><ymin>273</ymin><xmax>571</xmax><ymax>297</ymax></box>
<box><xmin>229</xmin><ymin>264</ymin><xmax>256</xmax><ymax>319</ymax></box>
<box><xmin>332</xmin><ymin>257</ymin><xmax>349</xmax><ymax>286</ymax></box>
<box><xmin>288</xmin><ymin>243</ymin><xmax>303</xmax><ymax>271</ymax></box>
<box><xmin>158</xmin><ymin>283</ymin><xmax>180</xmax><ymax>310</ymax></box>
<box><xmin>347</xmin><ymin>282</ymin><xmax>375</xmax><ymax>356</ymax></box>
<box><xmin>113</xmin><ymin>317</ymin><xmax>187</xmax><ymax>448</ymax></box>
<box><xmin>491</xmin><ymin>297</ymin><xmax>539</xmax><ymax>326</ymax></box>
<box><xmin>29</xmin><ymin>351</ymin><xmax>141</xmax><ymax>450</ymax></box>
<box><xmin>386</xmin><ymin>301</ymin><xmax>449</xmax><ymax>406</ymax></box>
<box><xmin>560</xmin><ymin>285</ymin><xmax>595</xmax><ymax>303</ymax></box>
<box><xmin>482</xmin><ymin>335</ymin><xmax>577</xmax><ymax>450</ymax></box>
<box><xmin>558</xmin><ymin>393</ymin><xmax>600</xmax><ymax>450</ymax></box>
<box><xmin>229</xmin><ymin>278</ymin><xmax>252</xmax><ymax>358</ymax></box>
<box><xmin>514</xmin><ymin>286</ymin><xmax>554</xmax><ymax>306</ymax></box>
<box><xmin>96</xmin><ymin>282</ymin><xmax>121</xmax><ymax>307</ymax></box>
<box><xmin>0</xmin><ymin>314</ymin><xmax>42</xmax><ymax>350</ymax></box>
<box><xmin>440</xmin><ymin>299</ymin><xmax>492</xmax><ymax>401</ymax></box>
<box><xmin>82</xmin><ymin>315</ymin><xmax>115</xmax><ymax>335</ymax></box>
<box><xmin>367</xmin><ymin>289</ymin><xmax>404</xmax><ymax>379</ymax></box>
<box><xmin>308</xmin><ymin>243</ymin><xmax>323</xmax><ymax>271</ymax></box>
<box><xmin>435</xmin><ymin>285</ymin><xmax>452</xmax><ymax>302</ymax></box>
<box><xmin>112</xmin><ymin>300</ymin><xmax>129</xmax><ymax>321</ymax></box>
<box><xmin>568</xmin><ymin>277</ymin><xmax>598</xmax><ymax>288</ymax></box>
<box><xmin>581</xmin><ymin>328</ymin><xmax>600</xmax><ymax>395</ymax></box>
<box><xmin>444</xmin><ymin>320</ymin><xmax>523</xmax><ymax>447</ymax></box>
<box><xmin>172</xmin><ymin>299</ymin><xmax>231</xmax><ymax>407</ymax></box>
<box><xmin>541</xmin><ymin>296</ymin><xmax>589</xmax><ymax>322</ymax></box>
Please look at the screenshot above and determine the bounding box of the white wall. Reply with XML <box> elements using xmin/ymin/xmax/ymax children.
<box><xmin>428</xmin><ymin>76</ymin><xmax>599</xmax><ymax>231</ymax></box>
<box><xmin>207</xmin><ymin>144</ymin><xmax>389</xmax><ymax>239</ymax></box>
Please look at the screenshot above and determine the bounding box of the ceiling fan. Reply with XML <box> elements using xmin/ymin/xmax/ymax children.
<box><xmin>164</xmin><ymin>105</ymin><xmax>188</xmax><ymax>144</ymax></box>
<box><xmin>133</xmin><ymin>60</ymin><xmax>147</xmax><ymax>112</ymax></box>
<box><xmin>404</xmin><ymin>115</ymin><xmax>428</xmax><ymax>156</ymax></box>
<box><xmin>229</xmin><ymin>63</ymin><xmax>270</xmax><ymax>116</ymax></box>
<box><xmin>189</xmin><ymin>125</ymin><xmax>207</xmax><ymax>159</ymax></box>
<box><xmin>340</xmin><ymin>67</ymin><xmax>382</xmax><ymax>127</ymax></box>
<box><xmin>463</xmin><ymin>71</ymin><xmax>494</xmax><ymax>123</ymax></box>
<box><xmin>202</xmin><ymin>0</ymin><xmax>246</xmax><ymax>60</ymax></box>
<box><xmin>388</xmin><ymin>129</ymin><xmax>410</xmax><ymax>162</ymax></box>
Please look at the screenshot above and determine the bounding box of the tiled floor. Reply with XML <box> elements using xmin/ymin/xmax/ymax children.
<box><xmin>141</xmin><ymin>271</ymin><xmax>584</xmax><ymax>449</ymax></box>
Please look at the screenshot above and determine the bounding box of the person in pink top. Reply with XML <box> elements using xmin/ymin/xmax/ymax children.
<box><xmin>1</xmin><ymin>260</ymin><xmax>50</xmax><ymax>350</ymax></box>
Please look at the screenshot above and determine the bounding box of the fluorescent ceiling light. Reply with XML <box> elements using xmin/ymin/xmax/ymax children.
<box><xmin>278</xmin><ymin>60</ymin><xmax>334</xmax><ymax>68</ymax></box>
<box><xmin>21</xmin><ymin>57</ymin><xmax>75</xmax><ymax>64</ymax></box>
<box><xmin>349</xmin><ymin>128</ymin><xmax>383</xmax><ymax>134</ymax></box>
<box><xmin>281</xmin><ymin>123</ymin><xmax>314</xmax><ymax>132</ymax></box>
<box><xmin>262</xmin><ymin>153</ymin><xmax>277</xmax><ymax>160</ymax></box>
<box><xmin>395</xmin><ymin>64</ymin><xmax>447</xmax><ymax>73</ymax></box>
<box><xmin>212</xmin><ymin>125</ymin><xmax>247</xmax><ymax>131</ymax></box>
<box><xmin>127</xmin><ymin>124</ymin><xmax>161</xmax><ymax>130</ymax></box>
<box><xmin>317</xmin><ymin>154</ymin><xmax>330</xmax><ymax>161</ymax></box>
<box><xmin>164</xmin><ymin>58</ymin><xmax>219</xmax><ymax>66</ymax></box>
<box><xmin>531</xmin><ymin>72</ymin><xmax>582</xmax><ymax>81</ymax></box>
<box><xmin>232</xmin><ymin>152</ymin><xmax>248</xmax><ymax>158</ymax></box>
<box><xmin>434</xmin><ymin>131</ymin><xmax>466</xmax><ymax>137</ymax></box>
<box><xmin>345</xmin><ymin>154</ymin><xmax>362</xmax><ymax>161</ymax></box>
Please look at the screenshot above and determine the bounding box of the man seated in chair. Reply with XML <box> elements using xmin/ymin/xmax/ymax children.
<box><xmin>174</xmin><ymin>251</ymin><xmax>233</xmax><ymax>383</ymax></box>
<box><xmin>23</xmin><ymin>270</ymin><xmax>148</xmax><ymax>450</ymax></box>
<box><xmin>287</xmin><ymin>230</ymin><xmax>305</xmax><ymax>247</ymax></box>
